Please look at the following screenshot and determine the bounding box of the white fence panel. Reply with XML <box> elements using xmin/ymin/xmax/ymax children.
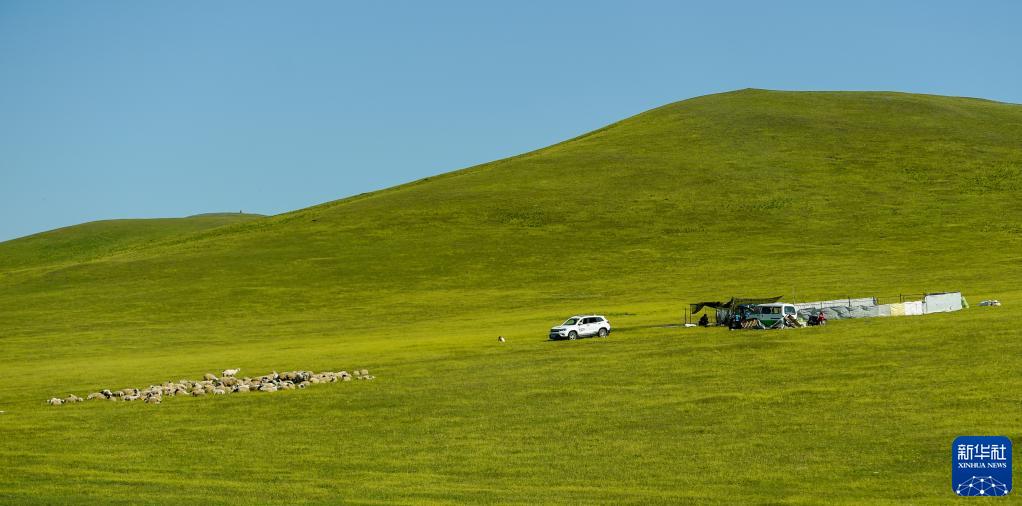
<box><xmin>923</xmin><ymin>292</ymin><xmax>963</xmax><ymax>314</ymax></box>
<box><xmin>904</xmin><ymin>301</ymin><xmax>924</xmax><ymax>316</ymax></box>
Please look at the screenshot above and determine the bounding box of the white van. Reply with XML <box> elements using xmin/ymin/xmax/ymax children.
<box><xmin>744</xmin><ymin>303</ymin><xmax>798</xmax><ymax>327</ymax></box>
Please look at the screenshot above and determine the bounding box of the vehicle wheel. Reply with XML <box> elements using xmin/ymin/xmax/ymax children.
<box><xmin>597</xmin><ymin>327</ymin><xmax>608</xmax><ymax>337</ymax></box>
<box><xmin>568</xmin><ymin>331</ymin><xmax>578</xmax><ymax>340</ymax></box>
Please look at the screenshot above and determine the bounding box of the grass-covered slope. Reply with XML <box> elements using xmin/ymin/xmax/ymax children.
<box><xmin>0</xmin><ymin>213</ymin><xmax>264</xmax><ymax>272</ymax></box>
<box><xmin>1</xmin><ymin>89</ymin><xmax>1020</xmax><ymax>504</ymax></box>
<box><xmin>5</xmin><ymin>90</ymin><xmax>1020</xmax><ymax>337</ymax></box>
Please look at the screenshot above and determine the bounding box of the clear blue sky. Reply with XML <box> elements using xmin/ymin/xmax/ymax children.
<box><xmin>2</xmin><ymin>1</ymin><xmax>1020</xmax><ymax>241</ymax></box>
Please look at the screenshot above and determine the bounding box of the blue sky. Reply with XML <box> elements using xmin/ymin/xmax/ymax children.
<box><xmin>1</xmin><ymin>1</ymin><xmax>1020</xmax><ymax>241</ymax></box>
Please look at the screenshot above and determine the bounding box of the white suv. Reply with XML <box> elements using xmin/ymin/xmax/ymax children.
<box><xmin>549</xmin><ymin>315</ymin><xmax>611</xmax><ymax>340</ymax></box>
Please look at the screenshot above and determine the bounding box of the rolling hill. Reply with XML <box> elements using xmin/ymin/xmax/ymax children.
<box><xmin>1</xmin><ymin>89</ymin><xmax>1020</xmax><ymax>504</ymax></box>
<box><xmin>0</xmin><ymin>213</ymin><xmax>263</xmax><ymax>272</ymax></box>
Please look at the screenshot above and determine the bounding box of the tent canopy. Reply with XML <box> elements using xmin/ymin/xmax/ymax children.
<box><xmin>690</xmin><ymin>296</ymin><xmax>783</xmax><ymax>314</ymax></box>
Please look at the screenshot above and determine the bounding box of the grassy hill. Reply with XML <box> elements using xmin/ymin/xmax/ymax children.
<box><xmin>0</xmin><ymin>213</ymin><xmax>264</xmax><ymax>272</ymax></box>
<box><xmin>1</xmin><ymin>89</ymin><xmax>1020</xmax><ymax>504</ymax></box>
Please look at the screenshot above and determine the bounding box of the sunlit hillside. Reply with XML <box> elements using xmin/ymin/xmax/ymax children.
<box><xmin>1</xmin><ymin>89</ymin><xmax>1019</xmax><ymax>504</ymax></box>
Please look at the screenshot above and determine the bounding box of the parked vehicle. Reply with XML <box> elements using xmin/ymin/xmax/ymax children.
<box><xmin>743</xmin><ymin>303</ymin><xmax>798</xmax><ymax>327</ymax></box>
<box><xmin>549</xmin><ymin>315</ymin><xmax>611</xmax><ymax>340</ymax></box>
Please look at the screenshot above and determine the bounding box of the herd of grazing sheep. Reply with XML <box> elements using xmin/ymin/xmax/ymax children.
<box><xmin>46</xmin><ymin>368</ymin><xmax>374</xmax><ymax>406</ymax></box>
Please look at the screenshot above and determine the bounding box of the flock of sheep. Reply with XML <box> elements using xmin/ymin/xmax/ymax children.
<box><xmin>45</xmin><ymin>368</ymin><xmax>374</xmax><ymax>406</ymax></box>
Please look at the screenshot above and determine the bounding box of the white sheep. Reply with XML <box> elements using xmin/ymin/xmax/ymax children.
<box><xmin>49</xmin><ymin>366</ymin><xmax>370</xmax><ymax>409</ymax></box>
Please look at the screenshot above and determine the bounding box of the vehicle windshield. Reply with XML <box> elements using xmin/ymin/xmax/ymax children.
<box><xmin>562</xmin><ymin>318</ymin><xmax>579</xmax><ymax>325</ymax></box>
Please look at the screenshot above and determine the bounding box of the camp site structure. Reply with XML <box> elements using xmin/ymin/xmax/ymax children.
<box><xmin>688</xmin><ymin>291</ymin><xmax>967</xmax><ymax>326</ymax></box>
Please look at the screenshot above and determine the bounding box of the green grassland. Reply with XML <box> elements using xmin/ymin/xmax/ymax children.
<box><xmin>0</xmin><ymin>213</ymin><xmax>263</xmax><ymax>273</ymax></box>
<box><xmin>1</xmin><ymin>89</ymin><xmax>1020</xmax><ymax>504</ymax></box>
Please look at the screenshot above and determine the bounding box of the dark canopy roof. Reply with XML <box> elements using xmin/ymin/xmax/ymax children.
<box><xmin>690</xmin><ymin>296</ymin><xmax>783</xmax><ymax>314</ymax></box>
